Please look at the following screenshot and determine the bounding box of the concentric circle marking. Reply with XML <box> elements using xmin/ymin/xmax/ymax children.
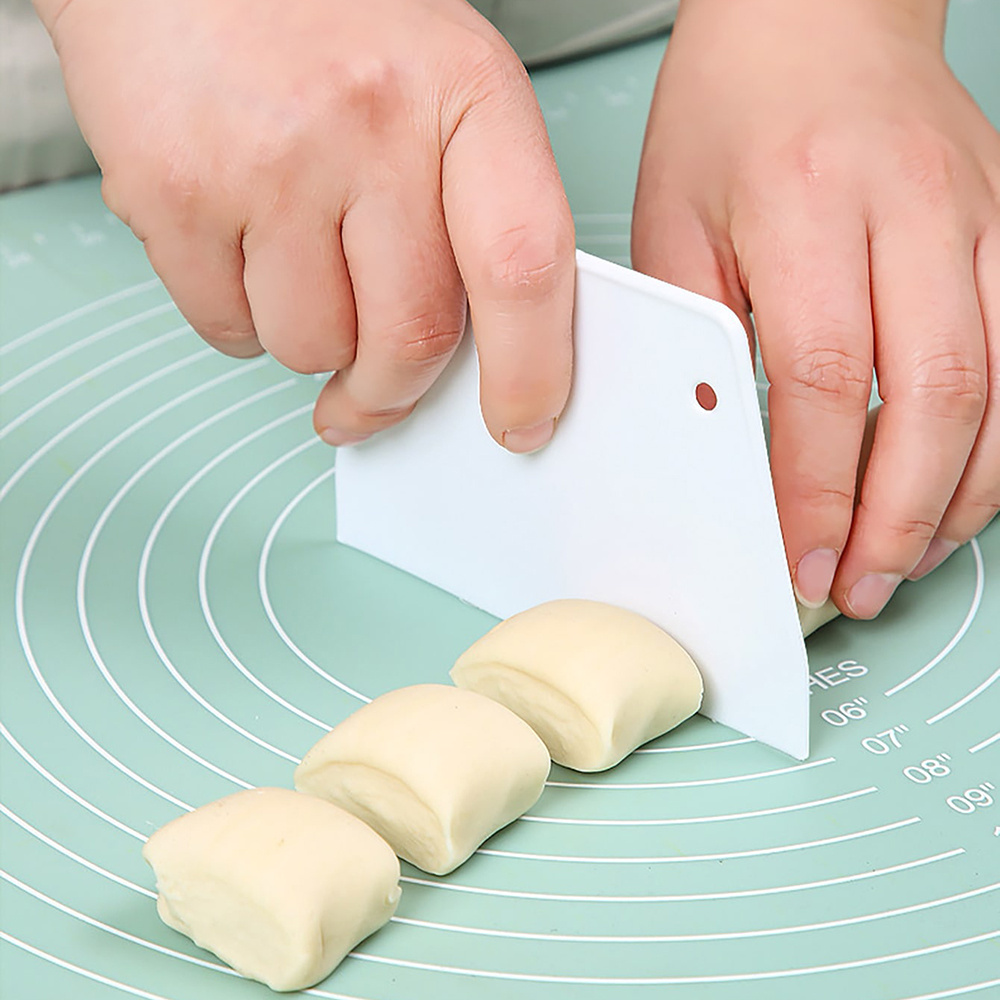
<box><xmin>521</xmin><ymin>785</ymin><xmax>878</xmax><ymax>826</ymax></box>
<box><xmin>0</xmin><ymin>279</ymin><xmax>161</xmax><ymax>357</ymax></box>
<box><xmin>3</xmin><ymin>176</ymin><xmax>998</xmax><ymax>1000</ymax></box>
<box><xmin>399</xmin><ymin>848</ymin><xmax>966</xmax><ymax>902</ymax></box>
<box><xmin>78</xmin><ymin>398</ymin><xmax>314</xmax><ymax>789</ymax></box>
<box><xmin>545</xmin><ymin>755</ymin><xmax>835</xmax><ymax>788</ymax></box>
<box><xmin>885</xmin><ymin>539</ymin><xmax>986</xmax><ymax>698</ymax></box>
<box><xmin>346</xmin><ymin>930</ymin><xmax>1000</xmax><ymax>984</ymax></box>
<box><xmin>258</xmin><ymin>469</ymin><xmax>371</xmax><ymax>704</ymax></box>
<box><xmin>477</xmin><ymin>816</ymin><xmax>921</xmax><ymax>864</ymax></box>
<box><xmin>391</xmin><ymin>880</ymin><xmax>1000</xmax><ymax>942</ymax></box>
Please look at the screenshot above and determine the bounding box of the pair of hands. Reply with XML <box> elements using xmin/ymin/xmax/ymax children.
<box><xmin>37</xmin><ymin>0</ymin><xmax>1000</xmax><ymax>620</ymax></box>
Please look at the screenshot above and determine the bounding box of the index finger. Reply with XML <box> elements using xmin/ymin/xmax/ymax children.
<box><xmin>440</xmin><ymin>57</ymin><xmax>575</xmax><ymax>453</ymax></box>
<box><xmin>743</xmin><ymin>199</ymin><xmax>874</xmax><ymax>612</ymax></box>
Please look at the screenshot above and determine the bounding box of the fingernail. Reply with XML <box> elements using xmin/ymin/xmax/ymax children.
<box><xmin>319</xmin><ymin>428</ymin><xmax>369</xmax><ymax>447</ymax></box>
<box><xmin>907</xmin><ymin>537</ymin><xmax>959</xmax><ymax>581</ymax></box>
<box><xmin>794</xmin><ymin>548</ymin><xmax>839</xmax><ymax>608</ymax></box>
<box><xmin>845</xmin><ymin>572</ymin><xmax>902</xmax><ymax>620</ymax></box>
<box><xmin>502</xmin><ymin>419</ymin><xmax>556</xmax><ymax>454</ymax></box>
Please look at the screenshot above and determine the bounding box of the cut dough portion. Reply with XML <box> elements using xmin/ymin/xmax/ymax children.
<box><xmin>450</xmin><ymin>599</ymin><xmax>703</xmax><ymax>772</ymax></box>
<box><xmin>142</xmin><ymin>787</ymin><xmax>400</xmax><ymax>992</ymax></box>
<box><xmin>798</xmin><ymin>597</ymin><xmax>841</xmax><ymax>637</ymax></box>
<box><xmin>295</xmin><ymin>684</ymin><xmax>550</xmax><ymax>875</ymax></box>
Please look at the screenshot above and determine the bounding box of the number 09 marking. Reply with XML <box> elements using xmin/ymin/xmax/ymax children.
<box><xmin>947</xmin><ymin>786</ymin><xmax>995</xmax><ymax>814</ymax></box>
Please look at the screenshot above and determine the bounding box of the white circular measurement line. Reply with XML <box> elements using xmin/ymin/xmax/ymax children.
<box><xmin>400</xmin><ymin>847</ymin><xmax>964</xmax><ymax>903</ymax></box>
<box><xmin>521</xmin><ymin>785</ymin><xmax>878</xmax><ymax>826</ymax></box>
<box><xmin>14</xmin><ymin>366</ymin><xmax>290</xmax><ymax>813</ymax></box>
<box><xmin>3</xmin><ymin>268</ymin><xmax>996</xmax><ymax>1000</ymax></box>
<box><xmin>634</xmin><ymin>736</ymin><xmax>754</xmax><ymax>753</ymax></box>
<box><xmin>0</xmin><ymin>348</ymin><xmax>217</xmax><ymax>505</ymax></box>
<box><xmin>0</xmin><ymin>302</ymin><xmax>176</xmax><ymax>396</ymax></box>
<box><xmin>478</xmin><ymin>816</ymin><xmax>920</xmax><ymax>864</ymax></box>
<box><xmin>0</xmin><ymin>279</ymin><xmax>162</xmax><ymax>357</ymax></box>
<box><xmin>885</xmin><ymin>538</ymin><xmax>985</xmax><ymax>697</ymax></box>
<box><xmin>7</xmin><ymin>864</ymin><xmax>997</xmax><ymax>998</ymax></box>
<box><xmin>77</xmin><ymin>393</ymin><xmax>309</xmax><ymax>791</ymax></box>
<box><xmin>136</xmin><ymin>412</ymin><xmax>339</xmax><ymax>767</ymax></box>
<box><xmin>545</xmin><ymin>756</ymin><xmax>834</xmax><ymax>789</ymax></box>
<box><xmin>348</xmin><ymin>929</ymin><xmax>1000</xmax><ymax>984</ymax></box>
<box><xmin>199</xmin><ymin>458</ymin><xmax>371</xmax><ymax>704</ymax></box>
<box><xmin>257</xmin><ymin>468</ymin><xmax>371</xmax><ymax>705</ymax></box>
<box><xmin>4</xmin><ymin>127</ymin><xmax>996</xmax><ymax>1000</ymax></box>
<box><xmin>392</xmin><ymin>880</ymin><xmax>1000</xmax><ymax>943</ymax></box>
<box><xmin>197</xmin><ymin>436</ymin><xmax>333</xmax><ymax>730</ymax></box>
<box><xmin>969</xmin><ymin>731</ymin><xmax>1000</xmax><ymax>754</ymax></box>
<box><xmin>0</xmin><ymin>723</ymin><xmax>145</xmax><ymax>842</ymax></box>
<box><xmin>0</xmin><ymin>325</ymin><xmax>188</xmax><ymax>444</ymax></box>
<box><xmin>2</xmin><ymin>934</ymin><xmax>175</xmax><ymax>1000</ymax></box>
<box><xmin>2</xmin><ymin>872</ymin><xmax>227</xmax><ymax>974</ymax></box>
<box><xmin>927</xmin><ymin>661</ymin><xmax>1000</xmax><ymax>726</ymax></box>
<box><xmin>0</xmin><ymin>733</ymin><xmax>967</xmax><ymax>917</ymax></box>
<box><xmin>5</xmin><ymin>797</ymin><xmax>987</xmax><ymax>999</ymax></box>
<box><xmin>1</xmin><ymin>806</ymin><xmax>152</xmax><ymax>897</ymax></box>
<box><xmin>0</xmin><ymin>895</ymin><xmax>372</xmax><ymax>1000</ymax></box>
<box><xmin>8</xmin><ymin>919</ymin><xmax>1000</xmax><ymax>1000</ymax></box>
<box><xmin>900</xmin><ymin>981</ymin><xmax>1000</xmax><ymax>1000</ymax></box>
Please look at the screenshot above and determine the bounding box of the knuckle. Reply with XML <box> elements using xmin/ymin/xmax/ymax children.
<box><xmin>327</xmin><ymin>340</ymin><xmax>359</xmax><ymax>372</ymax></box>
<box><xmin>156</xmin><ymin>161</ymin><xmax>208</xmax><ymax>217</ymax></box>
<box><xmin>351</xmin><ymin>401</ymin><xmax>416</xmax><ymax>430</ymax></box>
<box><xmin>798</xmin><ymin>480</ymin><xmax>857</xmax><ymax>512</ymax></box>
<box><xmin>482</xmin><ymin>221</ymin><xmax>574</xmax><ymax>301</ymax></box>
<box><xmin>267</xmin><ymin>331</ymin><xmax>355</xmax><ymax>375</ymax></box>
<box><xmin>388</xmin><ymin>312</ymin><xmax>465</xmax><ymax>368</ymax></box>
<box><xmin>334</xmin><ymin>55</ymin><xmax>404</xmax><ymax>132</ymax></box>
<box><xmin>957</xmin><ymin>490</ymin><xmax>1000</xmax><ymax>528</ymax></box>
<box><xmin>782</xmin><ymin>129</ymin><xmax>842</xmax><ymax>189</ymax></box>
<box><xmin>781</xmin><ymin>344</ymin><xmax>872</xmax><ymax>408</ymax></box>
<box><xmin>904</xmin><ymin>351</ymin><xmax>987</xmax><ymax>422</ymax></box>
<box><xmin>856</xmin><ymin>497</ymin><xmax>938</xmax><ymax>547</ymax></box>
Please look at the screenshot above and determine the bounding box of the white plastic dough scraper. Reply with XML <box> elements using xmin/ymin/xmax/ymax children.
<box><xmin>336</xmin><ymin>251</ymin><xmax>810</xmax><ymax>758</ymax></box>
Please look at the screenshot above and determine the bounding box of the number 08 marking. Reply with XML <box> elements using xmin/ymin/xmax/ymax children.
<box><xmin>903</xmin><ymin>758</ymin><xmax>952</xmax><ymax>783</ymax></box>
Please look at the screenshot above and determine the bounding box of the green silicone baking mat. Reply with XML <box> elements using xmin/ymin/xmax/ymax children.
<box><xmin>2</xmin><ymin>8</ymin><xmax>999</xmax><ymax>999</ymax></box>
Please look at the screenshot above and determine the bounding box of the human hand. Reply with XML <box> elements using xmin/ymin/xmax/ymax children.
<box><xmin>34</xmin><ymin>0</ymin><xmax>574</xmax><ymax>453</ymax></box>
<box><xmin>632</xmin><ymin>0</ymin><xmax>1000</xmax><ymax>618</ymax></box>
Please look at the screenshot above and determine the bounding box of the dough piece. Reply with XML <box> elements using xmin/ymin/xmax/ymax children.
<box><xmin>798</xmin><ymin>597</ymin><xmax>842</xmax><ymax>637</ymax></box>
<box><xmin>450</xmin><ymin>599</ymin><xmax>703</xmax><ymax>772</ymax></box>
<box><xmin>142</xmin><ymin>787</ymin><xmax>400</xmax><ymax>993</ymax></box>
<box><xmin>295</xmin><ymin>684</ymin><xmax>550</xmax><ymax>875</ymax></box>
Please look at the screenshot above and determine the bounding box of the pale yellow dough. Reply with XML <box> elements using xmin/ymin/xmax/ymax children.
<box><xmin>798</xmin><ymin>597</ymin><xmax>842</xmax><ymax>637</ymax></box>
<box><xmin>450</xmin><ymin>599</ymin><xmax>704</xmax><ymax>772</ymax></box>
<box><xmin>142</xmin><ymin>787</ymin><xmax>400</xmax><ymax>992</ymax></box>
<box><xmin>295</xmin><ymin>684</ymin><xmax>550</xmax><ymax>875</ymax></box>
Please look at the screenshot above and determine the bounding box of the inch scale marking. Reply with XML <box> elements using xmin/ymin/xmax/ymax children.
<box><xmin>946</xmin><ymin>781</ymin><xmax>996</xmax><ymax>816</ymax></box>
<box><xmin>861</xmin><ymin>724</ymin><xmax>909</xmax><ymax>756</ymax></box>
<box><xmin>902</xmin><ymin>754</ymin><xmax>952</xmax><ymax>784</ymax></box>
<box><xmin>819</xmin><ymin>697</ymin><xmax>868</xmax><ymax>727</ymax></box>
